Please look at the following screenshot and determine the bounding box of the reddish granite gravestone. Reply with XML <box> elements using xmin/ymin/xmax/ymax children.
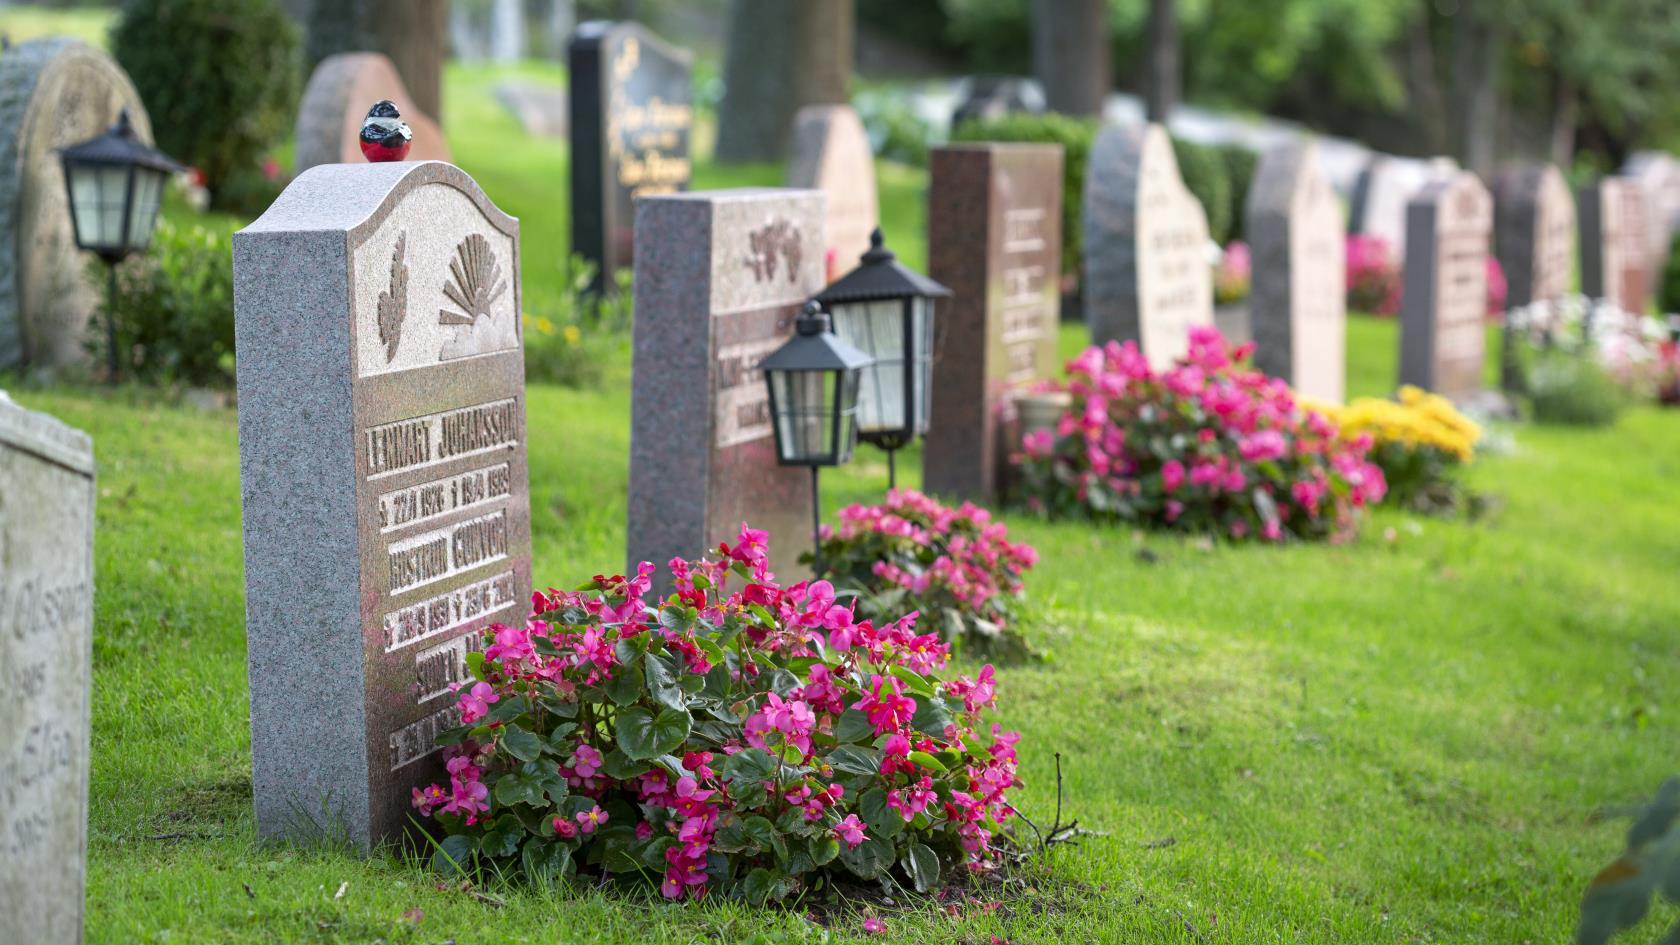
<box><xmin>569</xmin><ymin>21</ymin><xmax>693</xmax><ymax>293</ymax></box>
<box><xmin>294</xmin><ymin>53</ymin><xmax>450</xmax><ymax>173</ymax></box>
<box><xmin>1399</xmin><ymin>172</ymin><xmax>1493</xmax><ymax>401</ymax></box>
<box><xmin>1494</xmin><ymin>163</ymin><xmax>1575</xmax><ymax>310</ymax></box>
<box><xmin>234</xmin><ymin>161</ymin><xmax>533</xmax><ymax>850</ymax></box>
<box><xmin>786</xmin><ymin>105</ymin><xmax>878</xmax><ymax>282</ymax></box>
<box><xmin>1579</xmin><ymin>177</ymin><xmax>1650</xmax><ymax>315</ymax></box>
<box><xmin>627</xmin><ymin>189</ymin><xmax>823</xmax><ymax>587</ymax></box>
<box><xmin>1083</xmin><ymin>123</ymin><xmax>1214</xmax><ymax>369</ymax></box>
<box><xmin>1246</xmin><ymin>140</ymin><xmax>1346</xmax><ymax>402</ymax></box>
<box><xmin>924</xmin><ymin>143</ymin><xmax>1062</xmax><ymax>501</ymax></box>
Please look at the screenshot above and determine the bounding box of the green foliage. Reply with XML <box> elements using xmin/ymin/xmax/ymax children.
<box><xmin>1662</xmin><ymin>233</ymin><xmax>1680</xmax><ymax>315</ymax></box>
<box><xmin>111</xmin><ymin>0</ymin><xmax>299</xmax><ymax>201</ymax></box>
<box><xmin>1578</xmin><ymin>777</ymin><xmax>1680</xmax><ymax>945</ymax></box>
<box><xmin>1219</xmin><ymin>144</ymin><xmax>1260</xmax><ymax>242</ymax></box>
<box><xmin>951</xmin><ymin>112</ymin><xmax>1095</xmax><ymax>275</ymax></box>
<box><xmin>93</xmin><ymin>218</ymin><xmax>235</xmax><ymax>387</ymax></box>
<box><xmin>523</xmin><ymin>257</ymin><xmax>633</xmax><ymax>390</ymax></box>
<box><xmin>1525</xmin><ymin>351</ymin><xmax>1627</xmax><ymax>427</ymax></box>
<box><xmin>1171</xmin><ymin>137</ymin><xmax>1233</xmax><ymax>246</ymax></box>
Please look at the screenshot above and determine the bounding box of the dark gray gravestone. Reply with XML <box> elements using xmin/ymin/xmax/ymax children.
<box><xmin>1084</xmin><ymin>123</ymin><xmax>1213</xmax><ymax>369</ymax></box>
<box><xmin>0</xmin><ymin>394</ymin><xmax>94</xmax><ymax>945</ymax></box>
<box><xmin>925</xmin><ymin>143</ymin><xmax>1062</xmax><ymax>501</ymax></box>
<box><xmin>234</xmin><ymin>161</ymin><xmax>534</xmax><ymax>850</ymax></box>
<box><xmin>1579</xmin><ymin>177</ymin><xmax>1651</xmax><ymax>315</ymax></box>
<box><xmin>0</xmin><ymin>38</ymin><xmax>151</xmax><ymax>372</ymax></box>
<box><xmin>1493</xmin><ymin>163</ymin><xmax>1574</xmax><ymax>310</ymax></box>
<box><xmin>628</xmin><ymin>189</ymin><xmax>823</xmax><ymax>588</ymax></box>
<box><xmin>1246</xmin><ymin>140</ymin><xmax>1346</xmax><ymax>402</ymax></box>
<box><xmin>1399</xmin><ymin>172</ymin><xmax>1493</xmax><ymax>401</ymax></box>
<box><xmin>1348</xmin><ymin>154</ymin><xmax>1457</xmax><ymax>266</ymax></box>
<box><xmin>569</xmin><ymin>21</ymin><xmax>693</xmax><ymax>293</ymax></box>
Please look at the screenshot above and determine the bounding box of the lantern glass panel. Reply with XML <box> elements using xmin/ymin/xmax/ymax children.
<box><xmin>830</xmin><ymin>298</ymin><xmax>907</xmax><ymax>435</ymax></box>
<box><xmin>911</xmin><ymin>295</ymin><xmax>934</xmax><ymax>436</ymax></box>
<box><xmin>769</xmin><ymin>367</ymin><xmax>861</xmax><ymax>465</ymax></box>
<box><xmin>67</xmin><ymin>162</ymin><xmax>132</xmax><ymax>253</ymax></box>
<box><xmin>125</xmin><ymin>165</ymin><xmax>167</xmax><ymax>251</ymax></box>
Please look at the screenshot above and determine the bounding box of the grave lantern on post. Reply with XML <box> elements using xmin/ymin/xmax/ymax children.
<box><xmin>57</xmin><ymin>108</ymin><xmax>182</xmax><ymax>383</ymax></box>
<box><xmin>758</xmin><ymin>300</ymin><xmax>873</xmax><ymax>569</ymax></box>
<box><xmin>813</xmin><ymin>227</ymin><xmax>951</xmax><ymax>489</ymax></box>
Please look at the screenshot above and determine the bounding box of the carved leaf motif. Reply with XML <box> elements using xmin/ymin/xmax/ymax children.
<box><xmin>377</xmin><ymin>233</ymin><xmax>409</xmax><ymax>362</ymax></box>
<box><xmin>439</xmin><ymin>233</ymin><xmax>508</xmax><ymax>327</ymax></box>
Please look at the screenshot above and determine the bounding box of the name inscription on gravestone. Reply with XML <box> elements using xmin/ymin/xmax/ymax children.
<box><xmin>1400</xmin><ymin>173</ymin><xmax>1492</xmax><ymax>402</ymax></box>
<box><xmin>235</xmin><ymin>161</ymin><xmax>533</xmax><ymax>850</ymax></box>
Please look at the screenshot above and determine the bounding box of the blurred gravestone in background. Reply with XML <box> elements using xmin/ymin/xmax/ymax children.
<box><xmin>1621</xmin><ymin>152</ymin><xmax>1680</xmax><ymax>300</ymax></box>
<box><xmin>1578</xmin><ymin>177</ymin><xmax>1650</xmax><ymax>316</ymax></box>
<box><xmin>295</xmin><ymin>53</ymin><xmax>451</xmax><ymax>173</ymax></box>
<box><xmin>786</xmin><ymin>104</ymin><xmax>879</xmax><ymax>280</ymax></box>
<box><xmin>1399</xmin><ymin>172</ymin><xmax>1493</xmax><ymax>402</ymax></box>
<box><xmin>305</xmin><ymin>0</ymin><xmax>448</xmax><ymax>121</ymax></box>
<box><xmin>715</xmin><ymin>0</ymin><xmax>852</xmax><ymax>162</ymax></box>
<box><xmin>1493</xmin><ymin>163</ymin><xmax>1574</xmax><ymax>311</ymax></box>
<box><xmin>1349</xmin><ymin>155</ymin><xmax>1458</xmax><ymax>266</ymax></box>
<box><xmin>0</xmin><ymin>38</ymin><xmax>152</xmax><ymax>373</ymax></box>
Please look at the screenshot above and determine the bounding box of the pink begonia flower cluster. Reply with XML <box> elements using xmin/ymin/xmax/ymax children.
<box><xmin>412</xmin><ymin>524</ymin><xmax>1020</xmax><ymax>903</ymax></box>
<box><xmin>1215</xmin><ymin>241</ymin><xmax>1251</xmax><ymax>305</ymax></box>
<box><xmin>1346</xmin><ymin>234</ymin><xmax>1401</xmax><ymax>316</ymax></box>
<box><xmin>814</xmin><ymin>489</ymin><xmax>1038</xmax><ymax>655</ymax></box>
<box><xmin>1014</xmin><ymin>326</ymin><xmax>1387</xmax><ymax>543</ymax></box>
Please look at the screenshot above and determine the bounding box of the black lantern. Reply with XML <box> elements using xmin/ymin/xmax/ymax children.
<box><xmin>57</xmin><ymin>109</ymin><xmax>182</xmax><ymax>381</ymax></box>
<box><xmin>813</xmin><ymin>228</ymin><xmax>951</xmax><ymax>488</ymax></box>
<box><xmin>758</xmin><ymin>300</ymin><xmax>873</xmax><ymax>566</ymax></box>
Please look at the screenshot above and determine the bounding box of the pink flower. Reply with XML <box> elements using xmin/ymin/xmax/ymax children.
<box><xmin>570</xmin><ymin>743</ymin><xmax>603</xmax><ymax>779</ymax></box>
<box><xmin>863</xmin><ymin>917</ymin><xmax>886</xmax><ymax>935</ymax></box>
<box><xmin>1161</xmin><ymin>459</ymin><xmax>1185</xmax><ymax>493</ymax></box>
<box><xmin>855</xmin><ymin>675</ymin><xmax>916</xmax><ymax>736</ymax></box>
<box><xmin>834</xmin><ymin>814</ymin><xmax>867</xmax><ymax>849</ymax></box>
<box><xmin>552</xmin><ymin>816</ymin><xmax>578</xmax><ymax>838</ymax></box>
<box><xmin>575</xmin><ymin>805</ymin><xmax>608</xmax><ymax>834</ymax></box>
<box><xmin>459</xmin><ymin>681</ymin><xmax>498</xmax><ymax>724</ymax></box>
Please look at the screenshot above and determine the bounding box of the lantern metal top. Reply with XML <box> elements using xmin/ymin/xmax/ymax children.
<box><xmin>56</xmin><ymin>109</ymin><xmax>183</xmax><ymax>174</ymax></box>
<box><xmin>757</xmin><ymin>301</ymin><xmax>874</xmax><ymax>373</ymax></box>
<box><xmin>813</xmin><ymin>228</ymin><xmax>952</xmax><ymax>305</ymax></box>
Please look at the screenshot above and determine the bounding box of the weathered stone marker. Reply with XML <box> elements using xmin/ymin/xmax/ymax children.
<box><xmin>0</xmin><ymin>37</ymin><xmax>151</xmax><ymax>372</ymax></box>
<box><xmin>1579</xmin><ymin>176</ymin><xmax>1650</xmax><ymax>315</ymax></box>
<box><xmin>1493</xmin><ymin>163</ymin><xmax>1575</xmax><ymax>310</ymax></box>
<box><xmin>0</xmin><ymin>393</ymin><xmax>94</xmax><ymax>945</ymax></box>
<box><xmin>925</xmin><ymin>143</ymin><xmax>1062</xmax><ymax>501</ymax></box>
<box><xmin>1245</xmin><ymin>140</ymin><xmax>1346</xmax><ymax>402</ymax></box>
<box><xmin>1399</xmin><ymin>172</ymin><xmax>1493</xmax><ymax>401</ymax></box>
<box><xmin>1084</xmin><ymin>123</ymin><xmax>1213</xmax><ymax>369</ymax></box>
<box><xmin>1348</xmin><ymin>154</ymin><xmax>1457</xmax><ymax>265</ymax></box>
<box><xmin>1622</xmin><ymin>151</ymin><xmax>1680</xmax><ymax>296</ymax></box>
<box><xmin>295</xmin><ymin>53</ymin><xmax>450</xmax><ymax>173</ymax></box>
<box><xmin>234</xmin><ymin>161</ymin><xmax>533</xmax><ymax>849</ymax></box>
<box><xmin>628</xmin><ymin>189</ymin><xmax>822</xmax><ymax>586</ymax></box>
<box><xmin>569</xmin><ymin>20</ymin><xmax>693</xmax><ymax>292</ymax></box>
<box><xmin>786</xmin><ymin>105</ymin><xmax>879</xmax><ymax>281</ymax></box>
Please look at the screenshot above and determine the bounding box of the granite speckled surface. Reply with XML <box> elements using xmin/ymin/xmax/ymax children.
<box><xmin>1246</xmin><ymin>140</ymin><xmax>1345</xmax><ymax>402</ymax></box>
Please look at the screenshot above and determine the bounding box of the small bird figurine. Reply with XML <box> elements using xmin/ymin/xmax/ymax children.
<box><xmin>359</xmin><ymin>100</ymin><xmax>412</xmax><ymax>163</ymax></box>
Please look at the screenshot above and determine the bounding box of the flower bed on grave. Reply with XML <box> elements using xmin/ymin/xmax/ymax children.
<box><xmin>1307</xmin><ymin>386</ymin><xmax>1484</xmax><ymax>517</ymax></box>
<box><xmin>413</xmin><ymin>525</ymin><xmax>1021</xmax><ymax>904</ymax></box>
<box><xmin>1013</xmin><ymin>327</ymin><xmax>1387</xmax><ymax>542</ymax></box>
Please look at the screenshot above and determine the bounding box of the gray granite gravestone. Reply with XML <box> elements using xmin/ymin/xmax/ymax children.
<box><xmin>295</xmin><ymin>53</ymin><xmax>450</xmax><ymax>174</ymax></box>
<box><xmin>1246</xmin><ymin>141</ymin><xmax>1346</xmax><ymax>401</ymax></box>
<box><xmin>234</xmin><ymin>161</ymin><xmax>533</xmax><ymax>850</ymax></box>
<box><xmin>1621</xmin><ymin>151</ymin><xmax>1680</xmax><ymax>297</ymax></box>
<box><xmin>1493</xmin><ymin>163</ymin><xmax>1574</xmax><ymax>311</ymax></box>
<box><xmin>0</xmin><ymin>38</ymin><xmax>151</xmax><ymax>372</ymax></box>
<box><xmin>1399</xmin><ymin>172</ymin><xmax>1493</xmax><ymax>401</ymax></box>
<box><xmin>0</xmin><ymin>393</ymin><xmax>94</xmax><ymax>945</ymax></box>
<box><xmin>1579</xmin><ymin>177</ymin><xmax>1651</xmax><ymax>315</ymax></box>
<box><xmin>1348</xmin><ymin>154</ymin><xmax>1457</xmax><ymax>266</ymax></box>
<box><xmin>925</xmin><ymin>143</ymin><xmax>1062</xmax><ymax>501</ymax></box>
<box><xmin>1084</xmin><ymin>123</ymin><xmax>1214</xmax><ymax>370</ymax></box>
<box><xmin>569</xmin><ymin>21</ymin><xmax>694</xmax><ymax>293</ymax></box>
<box><xmin>786</xmin><ymin>105</ymin><xmax>878</xmax><ymax>282</ymax></box>
<box><xmin>628</xmin><ymin>189</ymin><xmax>822</xmax><ymax>588</ymax></box>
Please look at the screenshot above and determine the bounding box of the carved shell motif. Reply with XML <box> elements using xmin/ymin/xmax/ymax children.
<box><xmin>439</xmin><ymin>233</ymin><xmax>508</xmax><ymax>327</ymax></box>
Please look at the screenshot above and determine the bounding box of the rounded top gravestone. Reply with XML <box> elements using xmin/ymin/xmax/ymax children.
<box><xmin>294</xmin><ymin>52</ymin><xmax>450</xmax><ymax>174</ymax></box>
<box><xmin>786</xmin><ymin>104</ymin><xmax>879</xmax><ymax>281</ymax></box>
<box><xmin>0</xmin><ymin>37</ymin><xmax>153</xmax><ymax>372</ymax></box>
<box><xmin>1348</xmin><ymin>154</ymin><xmax>1458</xmax><ymax>266</ymax></box>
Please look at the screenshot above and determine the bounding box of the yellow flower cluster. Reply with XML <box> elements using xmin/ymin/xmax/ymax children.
<box><xmin>1314</xmin><ymin>386</ymin><xmax>1481</xmax><ymax>462</ymax></box>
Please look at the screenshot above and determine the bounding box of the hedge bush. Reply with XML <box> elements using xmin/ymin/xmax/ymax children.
<box><xmin>951</xmin><ymin>113</ymin><xmax>1092</xmax><ymax>276</ymax></box>
<box><xmin>1662</xmin><ymin>232</ymin><xmax>1680</xmax><ymax>315</ymax></box>
<box><xmin>1172</xmin><ymin>137</ymin><xmax>1232</xmax><ymax>245</ymax></box>
<box><xmin>1219</xmin><ymin>144</ymin><xmax>1259</xmax><ymax>242</ymax></box>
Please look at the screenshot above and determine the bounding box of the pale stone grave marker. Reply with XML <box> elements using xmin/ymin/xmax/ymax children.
<box><xmin>1493</xmin><ymin>163</ymin><xmax>1575</xmax><ymax>310</ymax></box>
<box><xmin>234</xmin><ymin>161</ymin><xmax>533</xmax><ymax>849</ymax></box>
<box><xmin>925</xmin><ymin>143</ymin><xmax>1062</xmax><ymax>501</ymax></box>
<box><xmin>0</xmin><ymin>392</ymin><xmax>95</xmax><ymax>945</ymax></box>
<box><xmin>1622</xmin><ymin>151</ymin><xmax>1680</xmax><ymax>296</ymax></box>
<box><xmin>1246</xmin><ymin>140</ymin><xmax>1346</xmax><ymax>402</ymax></box>
<box><xmin>628</xmin><ymin>189</ymin><xmax>822</xmax><ymax>588</ymax></box>
<box><xmin>1579</xmin><ymin>176</ymin><xmax>1650</xmax><ymax>315</ymax></box>
<box><xmin>1399</xmin><ymin>172</ymin><xmax>1493</xmax><ymax>401</ymax></box>
<box><xmin>295</xmin><ymin>53</ymin><xmax>450</xmax><ymax>173</ymax></box>
<box><xmin>1084</xmin><ymin>123</ymin><xmax>1214</xmax><ymax>370</ymax></box>
<box><xmin>1348</xmin><ymin>154</ymin><xmax>1457</xmax><ymax>265</ymax></box>
<box><xmin>786</xmin><ymin>104</ymin><xmax>878</xmax><ymax>282</ymax></box>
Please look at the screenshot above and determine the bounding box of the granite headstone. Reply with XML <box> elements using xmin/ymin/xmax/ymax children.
<box><xmin>1348</xmin><ymin>154</ymin><xmax>1458</xmax><ymax>265</ymax></box>
<box><xmin>1084</xmin><ymin>123</ymin><xmax>1214</xmax><ymax>369</ymax></box>
<box><xmin>1493</xmin><ymin>163</ymin><xmax>1575</xmax><ymax>310</ymax></box>
<box><xmin>924</xmin><ymin>143</ymin><xmax>1062</xmax><ymax>501</ymax></box>
<box><xmin>628</xmin><ymin>189</ymin><xmax>822</xmax><ymax>588</ymax></box>
<box><xmin>1399</xmin><ymin>172</ymin><xmax>1493</xmax><ymax>401</ymax></box>
<box><xmin>0</xmin><ymin>393</ymin><xmax>94</xmax><ymax>945</ymax></box>
<box><xmin>234</xmin><ymin>161</ymin><xmax>533</xmax><ymax>850</ymax></box>
<box><xmin>295</xmin><ymin>53</ymin><xmax>450</xmax><ymax>173</ymax></box>
<box><xmin>786</xmin><ymin>105</ymin><xmax>878</xmax><ymax>282</ymax></box>
<box><xmin>569</xmin><ymin>20</ymin><xmax>693</xmax><ymax>293</ymax></box>
<box><xmin>1246</xmin><ymin>140</ymin><xmax>1346</xmax><ymax>402</ymax></box>
<box><xmin>1621</xmin><ymin>151</ymin><xmax>1680</xmax><ymax>296</ymax></box>
<box><xmin>0</xmin><ymin>38</ymin><xmax>152</xmax><ymax>371</ymax></box>
<box><xmin>1579</xmin><ymin>176</ymin><xmax>1650</xmax><ymax>315</ymax></box>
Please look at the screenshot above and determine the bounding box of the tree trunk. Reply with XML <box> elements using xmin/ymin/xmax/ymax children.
<box><xmin>1403</xmin><ymin>12</ymin><xmax>1450</xmax><ymax>156</ymax></box>
<box><xmin>715</xmin><ymin>0</ymin><xmax>853</xmax><ymax>163</ymax></box>
<box><xmin>1031</xmin><ymin>0</ymin><xmax>1110</xmax><ymax>117</ymax></box>
<box><xmin>307</xmin><ymin>0</ymin><xmax>449</xmax><ymax>120</ymax></box>
<box><xmin>1549</xmin><ymin>72</ymin><xmax>1577</xmax><ymax>169</ymax></box>
<box><xmin>1451</xmin><ymin>7</ymin><xmax>1503</xmax><ymax>176</ymax></box>
<box><xmin>1144</xmin><ymin>0</ymin><xmax>1180</xmax><ymax>124</ymax></box>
